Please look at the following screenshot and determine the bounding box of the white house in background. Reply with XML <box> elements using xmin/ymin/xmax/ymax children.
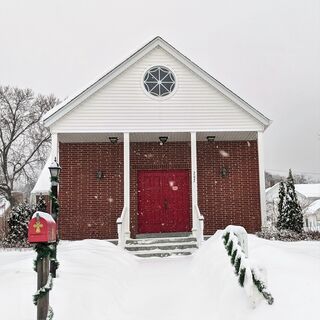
<box><xmin>30</xmin><ymin>158</ymin><xmax>51</xmax><ymax>204</ymax></box>
<box><xmin>304</xmin><ymin>199</ymin><xmax>320</xmax><ymax>231</ymax></box>
<box><xmin>266</xmin><ymin>183</ymin><xmax>314</xmax><ymax>227</ymax></box>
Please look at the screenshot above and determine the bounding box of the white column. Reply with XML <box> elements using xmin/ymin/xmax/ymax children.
<box><xmin>191</xmin><ymin>132</ymin><xmax>198</xmax><ymax>235</ymax></box>
<box><xmin>123</xmin><ymin>132</ymin><xmax>130</xmax><ymax>238</ymax></box>
<box><xmin>51</xmin><ymin>133</ymin><xmax>59</xmax><ymax>162</ymax></box>
<box><xmin>257</xmin><ymin>131</ymin><xmax>267</xmax><ymax>230</ymax></box>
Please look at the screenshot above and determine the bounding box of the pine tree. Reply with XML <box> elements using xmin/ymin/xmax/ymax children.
<box><xmin>276</xmin><ymin>169</ymin><xmax>303</xmax><ymax>233</ymax></box>
<box><xmin>276</xmin><ymin>181</ymin><xmax>286</xmax><ymax>230</ymax></box>
<box><xmin>35</xmin><ymin>194</ymin><xmax>47</xmax><ymax>212</ymax></box>
<box><xmin>284</xmin><ymin>169</ymin><xmax>303</xmax><ymax>233</ymax></box>
<box><xmin>4</xmin><ymin>202</ymin><xmax>34</xmax><ymax>246</ymax></box>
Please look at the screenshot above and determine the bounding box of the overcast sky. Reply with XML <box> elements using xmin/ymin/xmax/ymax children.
<box><xmin>1</xmin><ymin>0</ymin><xmax>319</xmax><ymax>179</ymax></box>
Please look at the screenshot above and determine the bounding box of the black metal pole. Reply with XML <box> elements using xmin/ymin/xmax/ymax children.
<box><xmin>50</xmin><ymin>184</ymin><xmax>58</xmax><ymax>278</ymax></box>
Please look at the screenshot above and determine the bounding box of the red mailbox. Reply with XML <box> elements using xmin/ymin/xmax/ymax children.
<box><xmin>28</xmin><ymin>211</ymin><xmax>56</xmax><ymax>243</ymax></box>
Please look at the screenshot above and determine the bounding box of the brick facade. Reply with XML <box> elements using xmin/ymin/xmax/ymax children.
<box><xmin>59</xmin><ymin>140</ymin><xmax>261</xmax><ymax>240</ymax></box>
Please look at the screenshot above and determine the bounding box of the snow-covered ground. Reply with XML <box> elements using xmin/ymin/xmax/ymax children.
<box><xmin>0</xmin><ymin>233</ymin><xmax>319</xmax><ymax>320</ymax></box>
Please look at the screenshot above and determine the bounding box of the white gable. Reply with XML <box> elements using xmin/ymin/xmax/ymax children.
<box><xmin>51</xmin><ymin>48</ymin><xmax>264</xmax><ymax>133</ymax></box>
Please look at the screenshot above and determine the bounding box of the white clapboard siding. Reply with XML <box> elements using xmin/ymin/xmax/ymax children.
<box><xmin>51</xmin><ymin>47</ymin><xmax>263</xmax><ymax>133</ymax></box>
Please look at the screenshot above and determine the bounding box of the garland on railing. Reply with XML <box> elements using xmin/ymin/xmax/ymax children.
<box><xmin>222</xmin><ymin>231</ymin><xmax>274</xmax><ymax>305</ymax></box>
<box><xmin>33</xmin><ymin>243</ymin><xmax>55</xmax><ymax>319</ymax></box>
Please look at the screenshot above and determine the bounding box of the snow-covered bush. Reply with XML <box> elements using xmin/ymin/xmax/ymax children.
<box><xmin>256</xmin><ymin>229</ymin><xmax>320</xmax><ymax>241</ymax></box>
<box><xmin>1</xmin><ymin>202</ymin><xmax>34</xmax><ymax>247</ymax></box>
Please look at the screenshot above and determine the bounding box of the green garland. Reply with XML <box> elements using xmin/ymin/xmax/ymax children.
<box><xmin>252</xmin><ymin>273</ymin><xmax>274</xmax><ymax>305</ymax></box>
<box><xmin>33</xmin><ymin>243</ymin><xmax>55</xmax><ymax>319</ymax></box>
<box><xmin>222</xmin><ymin>230</ymin><xmax>274</xmax><ymax>305</ymax></box>
<box><xmin>49</xmin><ymin>192</ymin><xmax>59</xmax><ymax>217</ymax></box>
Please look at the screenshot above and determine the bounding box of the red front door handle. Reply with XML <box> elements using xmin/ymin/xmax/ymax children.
<box><xmin>164</xmin><ymin>199</ymin><xmax>168</xmax><ymax>210</ymax></box>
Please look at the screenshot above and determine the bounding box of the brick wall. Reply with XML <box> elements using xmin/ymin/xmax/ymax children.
<box><xmin>59</xmin><ymin>143</ymin><xmax>123</xmax><ymax>240</ymax></box>
<box><xmin>197</xmin><ymin>141</ymin><xmax>261</xmax><ymax>234</ymax></box>
<box><xmin>59</xmin><ymin>140</ymin><xmax>261</xmax><ymax>240</ymax></box>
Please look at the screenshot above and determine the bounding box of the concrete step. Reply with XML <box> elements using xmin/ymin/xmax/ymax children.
<box><xmin>134</xmin><ymin>248</ymin><xmax>196</xmax><ymax>258</ymax></box>
<box><xmin>126</xmin><ymin>237</ymin><xmax>196</xmax><ymax>246</ymax></box>
<box><xmin>126</xmin><ymin>242</ymin><xmax>197</xmax><ymax>252</ymax></box>
<box><xmin>125</xmin><ymin>236</ymin><xmax>197</xmax><ymax>258</ymax></box>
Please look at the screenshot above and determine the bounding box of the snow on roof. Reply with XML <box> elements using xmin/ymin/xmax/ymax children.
<box><xmin>304</xmin><ymin>199</ymin><xmax>320</xmax><ymax>216</ymax></box>
<box><xmin>265</xmin><ymin>182</ymin><xmax>307</xmax><ymax>202</ymax></box>
<box><xmin>295</xmin><ymin>184</ymin><xmax>320</xmax><ymax>199</ymax></box>
<box><xmin>0</xmin><ymin>197</ymin><xmax>10</xmax><ymax>216</ymax></box>
<box><xmin>266</xmin><ymin>182</ymin><xmax>320</xmax><ymax>201</ymax></box>
<box><xmin>31</xmin><ymin>158</ymin><xmax>51</xmax><ymax>195</ymax></box>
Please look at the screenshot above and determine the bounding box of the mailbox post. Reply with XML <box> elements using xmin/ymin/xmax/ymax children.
<box><xmin>28</xmin><ymin>211</ymin><xmax>56</xmax><ymax>320</ymax></box>
<box><xmin>48</xmin><ymin>158</ymin><xmax>61</xmax><ymax>278</ymax></box>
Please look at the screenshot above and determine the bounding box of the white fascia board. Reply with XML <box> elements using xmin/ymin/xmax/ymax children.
<box><xmin>51</xmin><ymin>128</ymin><xmax>263</xmax><ymax>134</ymax></box>
<box><xmin>44</xmin><ymin>36</ymin><xmax>271</xmax><ymax>130</ymax></box>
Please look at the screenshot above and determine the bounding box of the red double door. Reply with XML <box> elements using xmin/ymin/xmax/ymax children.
<box><xmin>138</xmin><ymin>170</ymin><xmax>190</xmax><ymax>234</ymax></box>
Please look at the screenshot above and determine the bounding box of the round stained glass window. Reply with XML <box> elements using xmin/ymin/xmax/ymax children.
<box><xmin>143</xmin><ymin>66</ymin><xmax>176</xmax><ymax>97</ymax></box>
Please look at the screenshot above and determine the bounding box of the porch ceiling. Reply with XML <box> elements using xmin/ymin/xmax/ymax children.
<box><xmin>58</xmin><ymin>131</ymin><xmax>257</xmax><ymax>143</ymax></box>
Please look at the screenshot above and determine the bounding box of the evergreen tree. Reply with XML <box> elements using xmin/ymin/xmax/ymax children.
<box><xmin>4</xmin><ymin>202</ymin><xmax>34</xmax><ymax>246</ymax></box>
<box><xmin>276</xmin><ymin>169</ymin><xmax>303</xmax><ymax>233</ymax></box>
<box><xmin>276</xmin><ymin>181</ymin><xmax>286</xmax><ymax>230</ymax></box>
<box><xmin>35</xmin><ymin>194</ymin><xmax>47</xmax><ymax>212</ymax></box>
<box><xmin>284</xmin><ymin>169</ymin><xmax>303</xmax><ymax>233</ymax></box>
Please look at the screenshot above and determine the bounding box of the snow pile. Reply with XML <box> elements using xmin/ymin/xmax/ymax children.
<box><xmin>1</xmin><ymin>235</ymin><xmax>320</xmax><ymax>319</ymax></box>
<box><xmin>0</xmin><ymin>197</ymin><xmax>10</xmax><ymax>216</ymax></box>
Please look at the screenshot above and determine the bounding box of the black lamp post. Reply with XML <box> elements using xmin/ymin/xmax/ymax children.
<box><xmin>48</xmin><ymin>157</ymin><xmax>61</xmax><ymax>277</ymax></box>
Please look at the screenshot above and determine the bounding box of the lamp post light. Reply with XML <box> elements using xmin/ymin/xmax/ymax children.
<box><xmin>48</xmin><ymin>157</ymin><xmax>61</xmax><ymax>278</ymax></box>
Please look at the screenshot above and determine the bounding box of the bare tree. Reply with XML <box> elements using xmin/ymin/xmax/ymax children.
<box><xmin>0</xmin><ymin>86</ymin><xmax>58</xmax><ymax>206</ymax></box>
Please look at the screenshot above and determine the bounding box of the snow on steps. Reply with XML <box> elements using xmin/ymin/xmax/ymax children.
<box><xmin>125</xmin><ymin>236</ymin><xmax>198</xmax><ymax>258</ymax></box>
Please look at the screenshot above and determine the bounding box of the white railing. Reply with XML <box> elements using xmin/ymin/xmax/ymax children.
<box><xmin>222</xmin><ymin>226</ymin><xmax>274</xmax><ymax>306</ymax></box>
<box><xmin>116</xmin><ymin>206</ymin><xmax>128</xmax><ymax>248</ymax></box>
<box><xmin>225</xmin><ymin>225</ymin><xmax>249</xmax><ymax>257</ymax></box>
<box><xmin>194</xmin><ymin>205</ymin><xmax>204</xmax><ymax>247</ymax></box>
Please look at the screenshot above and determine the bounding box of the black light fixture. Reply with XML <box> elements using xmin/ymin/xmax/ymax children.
<box><xmin>48</xmin><ymin>157</ymin><xmax>62</xmax><ymax>186</ymax></box>
<box><xmin>109</xmin><ymin>136</ymin><xmax>119</xmax><ymax>144</ymax></box>
<box><xmin>96</xmin><ymin>170</ymin><xmax>103</xmax><ymax>180</ymax></box>
<box><xmin>207</xmin><ymin>136</ymin><xmax>216</xmax><ymax>142</ymax></box>
<box><xmin>221</xmin><ymin>165</ymin><xmax>228</xmax><ymax>178</ymax></box>
<box><xmin>159</xmin><ymin>136</ymin><xmax>168</xmax><ymax>145</ymax></box>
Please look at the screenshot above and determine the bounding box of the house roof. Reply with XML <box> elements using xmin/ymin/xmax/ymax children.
<box><xmin>265</xmin><ymin>182</ymin><xmax>306</xmax><ymax>202</ymax></box>
<box><xmin>43</xmin><ymin>36</ymin><xmax>271</xmax><ymax>129</ymax></box>
<box><xmin>266</xmin><ymin>182</ymin><xmax>320</xmax><ymax>202</ymax></box>
<box><xmin>304</xmin><ymin>199</ymin><xmax>320</xmax><ymax>216</ymax></box>
<box><xmin>31</xmin><ymin>158</ymin><xmax>51</xmax><ymax>195</ymax></box>
<box><xmin>295</xmin><ymin>184</ymin><xmax>320</xmax><ymax>199</ymax></box>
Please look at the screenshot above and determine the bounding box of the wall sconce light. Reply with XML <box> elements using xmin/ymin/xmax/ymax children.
<box><xmin>96</xmin><ymin>170</ymin><xmax>103</xmax><ymax>180</ymax></box>
<box><xmin>221</xmin><ymin>165</ymin><xmax>228</xmax><ymax>178</ymax></box>
<box><xmin>207</xmin><ymin>136</ymin><xmax>216</xmax><ymax>142</ymax></box>
<box><xmin>159</xmin><ymin>136</ymin><xmax>168</xmax><ymax>145</ymax></box>
<box><xmin>109</xmin><ymin>137</ymin><xmax>119</xmax><ymax>144</ymax></box>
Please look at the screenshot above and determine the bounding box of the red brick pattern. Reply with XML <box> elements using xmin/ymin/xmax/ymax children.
<box><xmin>58</xmin><ymin>140</ymin><xmax>261</xmax><ymax>240</ymax></box>
<box><xmin>197</xmin><ymin>141</ymin><xmax>261</xmax><ymax>234</ymax></box>
<box><xmin>59</xmin><ymin>143</ymin><xmax>123</xmax><ymax>240</ymax></box>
